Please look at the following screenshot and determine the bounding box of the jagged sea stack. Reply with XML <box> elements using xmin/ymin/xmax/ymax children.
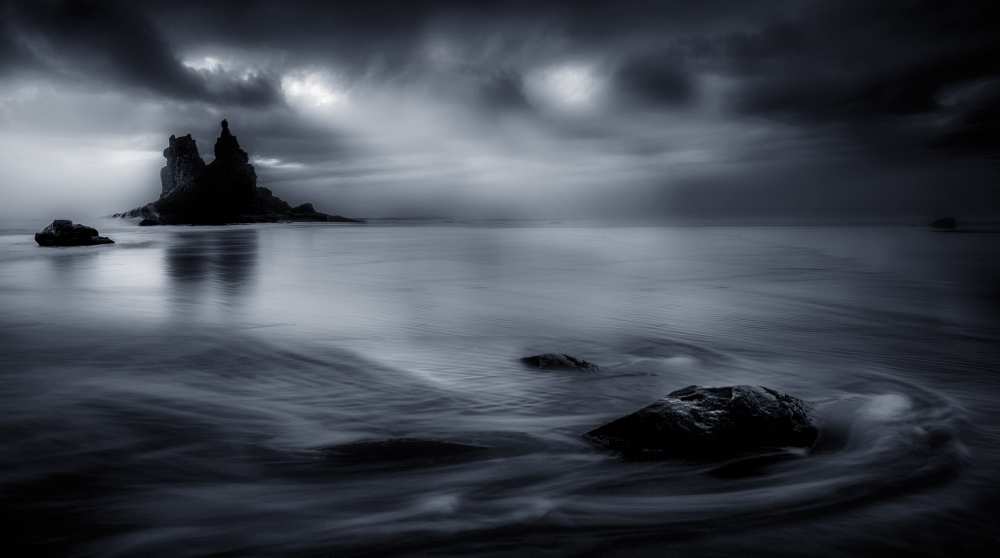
<box><xmin>115</xmin><ymin>120</ymin><xmax>361</xmax><ymax>225</ymax></box>
<box><xmin>160</xmin><ymin>134</ymin><xmax>205</xmax><ymax>199</ymax></box>
<box><xmin>203</xmin><ymin>119</ymin><xmax>257</xmax><ymax>208</ymax></box>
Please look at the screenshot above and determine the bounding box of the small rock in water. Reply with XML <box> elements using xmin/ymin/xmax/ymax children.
<box><xmin>521</xmin><ymin>353</ymin><xmax>599</xmax><ymax>371</ymax></box>
<box><xmin>585</xmin><ymin>385</ymin><xmax>818</xmax><ymax>458</ymax></box>
<box><xmin>34</xmin><ymin>220</ymin><xmax>114</xmax><ymax>247</ymax></box>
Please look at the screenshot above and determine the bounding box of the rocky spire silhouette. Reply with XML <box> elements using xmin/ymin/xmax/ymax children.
<box><xmin>213</xmin><ymin>119</ymin><xmax>249</xmax><ymax>163</ymax></box>
<box><xmin>201</xmin><ymin>119</ymin><xmax>257</xmax><ymax>208</ymax></box>
<box><xmin>160</xmin><ymin>134</ymin><xmax>205</xmax><ymax>198</ymax></box>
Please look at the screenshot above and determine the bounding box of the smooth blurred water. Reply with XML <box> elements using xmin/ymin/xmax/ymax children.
<box><xmin>1</xmin><ymin>222</ymin><xmax>999</xmax><ymax>557</ymax></box>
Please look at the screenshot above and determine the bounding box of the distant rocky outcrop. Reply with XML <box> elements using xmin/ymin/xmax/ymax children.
<box><xmin>35</xmin><ymin>220</ymin><xmax>114</xmax><ymax>247</ymax></box>
<box><xmin>585</xmin><ymin>385</ymin><xmax>818</xmax><ymax>459</ymax></box>
<box><xmin>520</xmin><ymin>353</ymin><xmax>599</xmax><ymax>371</ymax></box>
<box><xmin>115</xmin><ymin>119</ymin><xmax>361</xmax><ymax>225</ymax></box>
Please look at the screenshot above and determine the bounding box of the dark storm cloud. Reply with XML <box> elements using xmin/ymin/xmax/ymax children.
<box><xmin>4</xmin><ymin>0</ymin><xmax>279</xmax><ymax>105</ymax></box>
<box><xmin>613</xmin><ymin>53</ymin><xmax>694</xmax><ymax>107</ymax></box>
<box><xmin>934</xmin><ymin>79</ymin><xmax>1000</xmax><ymax>154</ymax></box>
<box><xmin>8</xmin><ymin>0</ymin><xmax>998</xmax><ymax>142</ymax></box>
<box><xmin>477</xmin><ymin>70</ymin><xmax>532</xmax><ymax>112</ymax></box>
<box><xmin>0</xmin><ymin>33</ymin><xmax>23</xmax><ymax>77</ymax></box>
<box><xmin>0</xmin><ymin>3</ymin><xmax>39</xmax><ymax>76</ymax></box>
<box><xmin>713</xmin><ymin>1</ymin><xmax>1000</xmax><ymax>154</ymax></box>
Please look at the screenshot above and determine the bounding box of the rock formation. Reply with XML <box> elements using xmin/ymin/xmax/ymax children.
<box><xmin>35</xmin><ymin>220</ymin><xmax>114</xmax><ymax>247</ymax></box>
<box><xmin>585</xmin><ymin>385</ymin><xmax>818</xmax><ymax>459</ymax></box>
<box><xmin>160</xmin><ymin>134</ymin><xmax>205</xmax><ymax>199</ymax></box>
<box><xmin>520</xmin><ymin>353</ymin><xmax>599</xmax><ymax>371</ymax></box>
<box><xmin>116</xmin><ymin>119</ymin><xmax>361</xmax><ymax>225</ymax></box>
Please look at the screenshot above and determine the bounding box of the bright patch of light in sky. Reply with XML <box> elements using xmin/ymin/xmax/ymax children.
<box><xmin>253</xmin><ymin>156</ymin><xmax>305</xmax><ymax>170</ymax></box>
<box><xmin>106</xmin><ymin>148</ymin><xmax>162</xmax><ymax>166</ymax></box>
<box><xmin>182</xmin><ymin>56</ymin><xmax>262</xmax><ymax>82</ymax></box>
<box><xmin>527</xmin><ymin>63</ymin><xmax>604</xmax><ymax>112</ymax></box>
<box><xmin>281</xmin><ymin>71</ymin><xmax>349</xmax><ymax>109</ymax></box>
<box><xmin>182</xmin><ymin>56</ymin><xmax>224</xmax><ymax>72</ymax></box>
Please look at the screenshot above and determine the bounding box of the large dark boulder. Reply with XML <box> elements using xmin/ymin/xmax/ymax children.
<box><xmin>585</xmin><ymin>385</ymin><xmax>818</xmax><ymax>458</ymax></box>
<box><xmin>114</xmin><ymin>119</ymin><xmax>362</xmax><ymax>225</ymax></box>
<box><xmin>34</xmin><ymin>220</ymin><xmax>114</xmax><ymax>247</ymax></box>
<box><xmin>521</xmin><ymin>353</ymin><xmax>599</xmax><ymax>371</ymax></box>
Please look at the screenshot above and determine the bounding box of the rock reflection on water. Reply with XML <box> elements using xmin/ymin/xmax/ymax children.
<box><xmin>164</xmin><ymin>228</ymin><xmax>258</xmax><ymax>318</ymax></box>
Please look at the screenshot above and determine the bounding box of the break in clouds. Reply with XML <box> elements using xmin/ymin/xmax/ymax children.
<box><xmin>1</xmin><ymin>0</ymin><xmax>998</xmax><ymax>220</ymax></box>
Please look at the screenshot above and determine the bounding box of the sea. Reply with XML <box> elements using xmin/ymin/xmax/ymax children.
<box><xmin>1</xmin><ymin>220</ymin><xmax>999</xmax><ymax>556</ymax></box>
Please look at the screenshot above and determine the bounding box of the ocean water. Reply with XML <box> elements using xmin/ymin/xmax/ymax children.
<box><xmin>1</xmin><ymin>222</ymin><xmax>999</xmax><ymax>557</ymax></box>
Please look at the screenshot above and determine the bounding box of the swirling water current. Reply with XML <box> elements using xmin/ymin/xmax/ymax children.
<box><xmin>1</xmin><ymin>222</ymin><xmax>998</xmax><ymax>556</ymax></box>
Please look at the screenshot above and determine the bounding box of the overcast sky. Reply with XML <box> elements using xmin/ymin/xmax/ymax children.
<box><xmin>1</xmin><ymin>0</ymin><xmax>998</xmax><ymax>221</ymax></box>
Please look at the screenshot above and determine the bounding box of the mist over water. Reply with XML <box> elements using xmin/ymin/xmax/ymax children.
<box><xmin>2</xmin><ymin>223</ymin><xmax>999</xmax><ymax>556</ymax></box>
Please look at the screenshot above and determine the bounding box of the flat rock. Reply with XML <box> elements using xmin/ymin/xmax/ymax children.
<box><xmin>34</xmin><ymin>220</ymin><xmax>114</xmax><ymax>247</ymax></box>
<box><xmin>521</xmin><ymin>353</ymin><xmax>599</xmax><ymax>371</ymax></box>
<box><xmin>585</xmin><ymin>385</ymin><xmax>818</xmax><ymax>459</ymax></box>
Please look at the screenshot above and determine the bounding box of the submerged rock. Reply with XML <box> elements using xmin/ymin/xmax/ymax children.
<box><xmin>34</xmin><ymin>220</ymin><xmax>114</xmax><ymax>247</ymax></box>
<box><xmin>585</xmin><ymin>385</ymin><xmax>818</xmax><ymax>458</ymax></box>
<box><xmin>115</xmin><ymin>119</ymin><xmax>362</xmax><ymax>225</ymax></box>
<box><xmin>521</xmin><ymin>353</ymin><xmax>599</xmax><ymax>371</ymax></box>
